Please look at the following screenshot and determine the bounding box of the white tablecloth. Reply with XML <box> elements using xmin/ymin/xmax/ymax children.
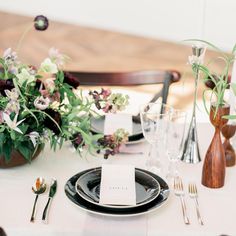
<box><xmin>0</xmin><ymin>123</ymin><xmax>235</xmax><ymax>236</ymax></box>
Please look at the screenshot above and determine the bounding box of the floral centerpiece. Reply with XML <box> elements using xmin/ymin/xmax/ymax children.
<box><xmin>0</xmin><ymin>16</ymin><xmax>129</xmax><ymax>166</ymax></box>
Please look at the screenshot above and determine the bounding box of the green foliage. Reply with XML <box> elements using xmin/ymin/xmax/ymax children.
<box><xmin>188</xmin><ymin>39</ymin><xmax>235</xmax><ymax>114</ymax></box>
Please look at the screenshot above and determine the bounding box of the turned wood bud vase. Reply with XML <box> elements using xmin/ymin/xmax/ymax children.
<box><xmin>222</xmin><ymin>124</ymin><xmax>236</xmax><ymax>167</ymax></box>
<box><xmin>202</xmin><ymin>104</ymin><xmax>230</xmax><ymax>188</ymax></box>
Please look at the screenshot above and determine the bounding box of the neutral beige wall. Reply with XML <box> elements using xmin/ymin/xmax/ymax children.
<box><xmin>0</xmin><ymin>0</ymin><xmax>234</xmax><ymax>51</ymax></box>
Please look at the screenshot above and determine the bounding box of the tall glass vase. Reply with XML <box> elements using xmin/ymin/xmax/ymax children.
<box><xmin>181</xmin><ymin>45</ymin><xmax>205</xmax><ymax>164</ymax></box>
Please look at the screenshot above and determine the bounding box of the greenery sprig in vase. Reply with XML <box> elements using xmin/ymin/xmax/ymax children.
<box><xmin>187</xmin><ymin>39</ymin><xmax>236</xmax><ymax>188</ymax></box>
<box><xmin>188</xmin><ymin>39</ymin><xmax>236</xmax><ymax>114</ymax></box>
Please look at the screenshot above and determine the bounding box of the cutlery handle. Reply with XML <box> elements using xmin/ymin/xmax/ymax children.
<box><xmin>194</xmin><ymin>198</ymin><xmax>204</xmax><ymax>225</ymax></box>
<box><xmin>42</xmin><ymin>197</ymin><xmax>52</xmax><ymax>223</ymax></box>
<box><xmin>30</xmin><ymin>194</ymin><xmax>39</xmax><ymax>222</ymax></box>
<box><xmin>180</xmin><ymin>196</ymin><xmax>190</xmax><ymax>225</ymax></box>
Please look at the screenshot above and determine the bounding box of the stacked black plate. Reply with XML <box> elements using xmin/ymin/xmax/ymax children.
<box><xmin>64</xmin><ymin>167</ymin><xmax>170</xmax><ymax>216</ymax></box>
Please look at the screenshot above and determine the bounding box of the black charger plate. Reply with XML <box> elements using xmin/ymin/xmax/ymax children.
<box><xmin>75</xmin><ymin>168</ymin><xmax>161</xmax><ymax>209</ymax></box>
<box><xmin>65</xmin><ymin>167</ymin><xmax>170</xmax><ymax>217</ymax></box>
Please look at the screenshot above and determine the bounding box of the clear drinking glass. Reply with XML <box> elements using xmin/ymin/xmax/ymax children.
<box><xmin>140</xmin><ymin>103</ymin><xmax>171</xmax><ymax>174</ymax></box>
<box><xmin>165</xmin><ymin>109</ymin><xmax>187</xmax><ymax>181</ymax></box>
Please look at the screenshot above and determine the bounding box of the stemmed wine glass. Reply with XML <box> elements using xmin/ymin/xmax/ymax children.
<box><xmin>140</xmin><ymin>102</ymin><xmax>171</xmax><ymax>174</ymax></box>
<box><xmin>165</xmin><ymin>109</ymin><xmax>187</xmax><ymax>181</ymax></box>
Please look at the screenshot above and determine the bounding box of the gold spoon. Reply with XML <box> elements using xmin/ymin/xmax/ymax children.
<box><xmin>30</xmin><ymin>177</ymin><xmax>47</xmax><ymax>222</ymax></box>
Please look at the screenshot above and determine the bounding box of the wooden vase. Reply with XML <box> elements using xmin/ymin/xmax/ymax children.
<box><xmin>0</xmin><ymin>146</ymin><xmax>43</xmax><ymax>168</ymax></box>
<box><xmin>222</xmin><ymin>124</ymin><xmax>236</xmax><ymax>167</ymax></box>
<box><xmin>202</xmin><ymin>104</ymin><xmax>230</xmax><ymax>188</ymax></box>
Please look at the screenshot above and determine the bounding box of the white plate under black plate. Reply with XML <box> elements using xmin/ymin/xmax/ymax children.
<box><xmin>90</xmin><ymin>116</ymin><xmax>144</xmax><ymax>143</ymax></box>
<box><xmin>75</xmin><ymin>168</ymin><xmax>161</xmax><ymax>209</ymax></box>
<box><xmin>65</xmin><ymin>167</ymin><xmax>170</xmax><ymax>217</ymax></box>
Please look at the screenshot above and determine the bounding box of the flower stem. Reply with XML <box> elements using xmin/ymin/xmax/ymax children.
<box><xmin>16</xmin><ymin>23</ymin><xmax>33</xmax><ymax>54</ymax></box>
<box><xmin>192</xmin><ymin>66</ymin><xmax>200</xmax><ymax>117</ymax></box>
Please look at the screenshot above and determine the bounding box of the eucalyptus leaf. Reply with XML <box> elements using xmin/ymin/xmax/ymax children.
<box><xmin>2</xmin><ymin>140</ymin><xmax>12</xmax><ymax>162</ymax></box>
<box><xmin>18</xmin><ymin>146</ymin><xmax>31</xmax><ymax>161</ymax></box>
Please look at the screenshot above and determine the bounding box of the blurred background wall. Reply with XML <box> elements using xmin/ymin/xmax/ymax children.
<box><xmin>0</xmin><ymin>0</ymin><xmax>235</xmax><ymax>51</ymax></box>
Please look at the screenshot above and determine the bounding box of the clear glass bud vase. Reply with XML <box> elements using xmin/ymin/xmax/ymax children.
<box><xmin>181</xmin><ymin>45</ymin><xmax>204</xmax><ymax>164</ymax></box>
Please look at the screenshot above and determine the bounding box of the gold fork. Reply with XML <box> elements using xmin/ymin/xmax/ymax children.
<box><xmin>188</xmin><ymin>183</ymin><xmax>204</xmax><ymax>225</ymax></box>
<box><xmin>174</xmin><ymin>176</ymin><xmax>190</xmax><ymax>225</ymax></box>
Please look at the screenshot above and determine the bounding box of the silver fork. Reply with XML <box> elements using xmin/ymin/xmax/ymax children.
<box><xmin>174</xmin><ymin>176</ymin><xmax>190</xmax><ymax>225</ymax></box>
<box><xmin>188</xmin><ymin>183</ymin><xmax>204</xmax><ymax>225</ymax></box>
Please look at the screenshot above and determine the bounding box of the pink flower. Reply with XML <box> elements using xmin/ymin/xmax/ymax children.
<box><xmin>39</xmin><ymin>89</ymin><xmax>50</xmax><ymax>98</ymax></box>
<box><xmin>34</xmin><ymin>96</ymin><xmax>50</xmax><ymax>110</ymax></box>
<box><xmin>102</xmin><ymin>103</ymin><xmax>112</xmax><ymax>113</ymax></box>
<box><xmin>5</xmin><ymin>101</ymin><xmax>20</xmax><ymax>114</ymax></box>
<box><xmin>101</xmin><ymin>88</ymin><xmax>111</xmax><ymax>99</ymax></box>
<box><xmin>44</xmin><ymin>78</ymin><xmax>55</xmax><ymax>93</ymax></box>
<box><xmin>3</xmin><ymin>48</ymin><xmax>17</xmax><ymax>63</ymax></box>
<box><xmin>49</xmin><ymin>48</ymin><xmax>67</xmax><ymax>68</ymax></box>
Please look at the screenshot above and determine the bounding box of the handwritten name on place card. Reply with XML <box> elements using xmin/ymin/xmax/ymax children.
<box><xmin>99</xmin><ymin>164</ymin><xmax>136</xmax><ymax>206</ymax></box>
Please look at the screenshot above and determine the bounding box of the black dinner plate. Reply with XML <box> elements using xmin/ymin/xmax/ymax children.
<box><xmin>75</xmin><ymin>168</ymin><xmax>161</xmax><ymax>209</ymax></box>
<box><xmin>65</xmin><ymin>167</ymin><xmax>170</xmax><ymax>216</ymax></box>
<box><xmin>90</xmin><ymin>116</ymin><xmax>144</xmax><ymax>142</ymax></box>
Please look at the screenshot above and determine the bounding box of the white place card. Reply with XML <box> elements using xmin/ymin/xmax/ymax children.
<box><xmin>99</xmin><ymin>164</ymin><xmax>136</xmax><ymax>206</ymax></box>
<box><xmin>104</xmin><ymin>113</ymin><xmax>133</xmax><ymax>135</ymax></box>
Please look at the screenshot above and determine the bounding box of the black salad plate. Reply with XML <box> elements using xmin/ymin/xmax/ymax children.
<box><xmin>65</xmin><ymin>167</ymin><xmax>170</xmax><ymax>216</ymax></box>
<box><xmin>75</xmin><ymin>168</ymin><xmax>161</xmax><ymax>209</ymax></box>
<box><xmin>90</xmin><ymin>116</ymin><xmax>144</xmax><ymax>142</ymax></box>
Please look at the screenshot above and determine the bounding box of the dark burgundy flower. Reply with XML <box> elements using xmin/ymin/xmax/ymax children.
<box><xmin>97</xmin><ymin>135</ymin><xmax>119</xmax><ymax>159</ymax></box>
<box><xmin>72</xmin><ymin>133</ymin><xmax>84</xmax><ymax>148</ymax></box>
<box><xmin>34</xmin><ymin>15</ymin><xmax>49</xmax><ymax>31</ymax></box>
<box><xmin>205</xmin><ymin>74</ymin><xmax>230</xmax><ymax>90</ymax></box>
<box><xmin>44</xmin><ymin>109</ymin><xmax>61</xmax><ymax>134</ymax></box>
<box><xmin>0</xmin><ymin>79</ymin><xmax>14</xmax><ymax>95</ymax></box>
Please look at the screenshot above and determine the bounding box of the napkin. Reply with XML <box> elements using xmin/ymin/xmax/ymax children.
<box><xmin>104</xmin><ymin>113</ymin><xmax>133</xmax><ymax>135</ymax></box>
<box><xmin>99</xmin><ymin>164</ymin><xmax>136</xmax><ymax>206</ymax></box>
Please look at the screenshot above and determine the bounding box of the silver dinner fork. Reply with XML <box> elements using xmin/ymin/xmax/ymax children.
<box><xmin>188</xmin><ymin>183</ymin><xmax>204</xmax><ymax>225</ymax></box>
<box><xmin>174</xmin><ymin>176</ymin><xmax>190</xmax><ymax>225</ymax></box>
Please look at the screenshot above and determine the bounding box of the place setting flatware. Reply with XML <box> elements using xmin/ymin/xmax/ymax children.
<box><xmin>42</xmin><ymin>178</ymin><xmax>57</xmax><ymax>224</ymax></box>
<box><xmin>188</xmin><ymin>182</ymin><xmax>204</xmax><ymax>225</ymax></box>
<box><xmin>30</xmin><ymin>177</ymin><xmax>47</xmax><ymax>222</ymax></box>
<box><xmin>30</xmin><ymin>177</ymin><xmax>57</xmax><ymax>223</ymax></box>
<box><xmin>173</xmin><ymin>176</ymin><xmax>190</xmax><ymax>225</ymax></box>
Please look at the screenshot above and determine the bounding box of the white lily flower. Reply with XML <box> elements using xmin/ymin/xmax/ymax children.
<box><xmin>16</xmin><ymin>68</ymin><xmax>36</xmax><ymax>86</ymax></box>
<box><xmin>4</xmin><ymin>88</ymin><xmax>19</xmax><ymax>101</ymax></box>
<box><xmin>28</xmin><ymin>131</ymin><xmax>40</xmax><ymax>147</ymax></box>
<box><xmin>40</xmin><ymin>58</ymin><xmax>58</xmax><ymax>74</ymax></box>
<box><xmin>61</xmin><ymin>92</ymin><xmax>70</xmax><ymax>105</ymax></box>
<box><xmin>3</xmin><ymin>113</ymin><xmax>25</xmax><ymax>134</ymax></box>
<box><xmin>188</xmin><ymin>46</ymin><xmax>206</xmax><ymax>66</ymax></box>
